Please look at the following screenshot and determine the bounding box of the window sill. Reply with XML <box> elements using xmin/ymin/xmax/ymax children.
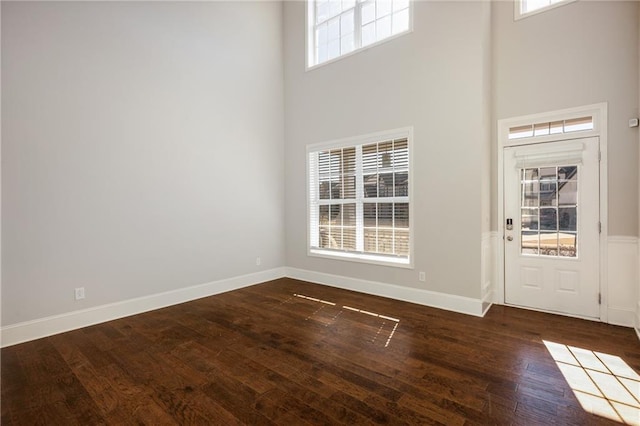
<box><xmin>514</xmin><ymin>0</ymin><xmax>576</xmax><ymax>21</ymax></box>
<box><xmin>309</xmin><ymin>248</ymin><xmax>413</xmax><ymax>269</ymax></box>
<box><xmin>306</xmin><ymin>28</ymin><xmax>413</xmax><ymax>72</ymax></box>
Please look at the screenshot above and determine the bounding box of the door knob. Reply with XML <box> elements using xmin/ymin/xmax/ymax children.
<box><xmin>507</xmin><ymin>236</ymin><xmax>513</xmax><ymax>241</ymax></box>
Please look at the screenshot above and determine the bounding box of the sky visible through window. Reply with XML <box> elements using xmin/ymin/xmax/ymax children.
<box><xmin>312</xmin><ymin>0</ymin><xmax>410</xmax><ymax>66</ymax></box>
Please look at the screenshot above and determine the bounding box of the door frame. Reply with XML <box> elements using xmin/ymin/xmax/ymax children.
<box><xmin>497</xmin><ymin>102</ymin><xmax>608</xmax><ymax>322</ymax></box>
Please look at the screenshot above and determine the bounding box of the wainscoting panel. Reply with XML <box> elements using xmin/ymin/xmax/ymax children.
<box><xmin>607</xmin><ymin>236</ymin><xmax>638</xmax><ymax>327</ymax></box>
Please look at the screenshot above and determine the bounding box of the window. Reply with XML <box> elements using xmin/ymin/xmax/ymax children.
<box><xmin>515</xmin><ymin>0</ymin><xmax>576</xmax><ymax>20</ymax></box>
<box><xmin>307</xmin><ymin>128</ymin><xmax>412</xmax><ymax>266</ymax></box>
<box><xmin>520</xmin><ymin>166</ymin><xmax>578</xmax><ymax>257</ymax></box>
<box><xmin>508</xmin><ymin>116</ymin><xmax>593</xmax><ymax>140</ymax></box>
<box><xmin>307</xmin><ymin>0</ymin><xmax>412</xmax><ymax>68</ymax></box>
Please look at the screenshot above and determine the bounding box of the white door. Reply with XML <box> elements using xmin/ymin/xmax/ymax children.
<box><xmin>504</xmin><ymin>137</ymin><xmax>600</xmax><ymax>318</ymax></box>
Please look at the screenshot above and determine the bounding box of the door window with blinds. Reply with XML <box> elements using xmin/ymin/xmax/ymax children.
<box><xmin>307</xmin><ymin>128</ymin><xmax>412</xmax><ymax>266</ymax></box>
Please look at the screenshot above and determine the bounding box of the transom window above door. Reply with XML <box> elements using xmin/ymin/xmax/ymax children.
<box><xmin>307</xmin><ymin>0</ymin><xmax>412</xmax><ymax>69</ymax></box>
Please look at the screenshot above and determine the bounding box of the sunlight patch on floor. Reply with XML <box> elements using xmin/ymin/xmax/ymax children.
<box><xmin>293</xmin><ymin>293</ymin><xmax>336</xmax><ymax>306</ymax></box>
<box><xmin>543</xmin><ymin>340</ymin><xmax>640</xmax><ymax>425</ymax></box>
<box><xmin>289</xmin><ymin>294</ymin><xmax>400</xmax><ymax>347</ymax></box>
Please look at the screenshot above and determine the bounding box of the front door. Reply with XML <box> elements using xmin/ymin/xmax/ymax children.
<box><xmin>504</xmin><ymin>137</ymin><xmax>600</xmax><ymax>318</ymax></box>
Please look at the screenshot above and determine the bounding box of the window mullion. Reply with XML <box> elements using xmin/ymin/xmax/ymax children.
<box><xmin>354</xmin><ymin>1</ymin><xmax>362</xmax><ymax>50</ymax></box>
<box><xmin>309</xmin><ymin>152</ymin><xmax>320</xmax><ymax>248</ymax></box>
<box><xmin>313</xmin><ymin>23</ymin><xmax>319</xmax><ymax>65</ymax></box>
<box><xmin>355</xmin><ymin>145</ymin><xmax>364</xmax><ymax>252</ymax></box>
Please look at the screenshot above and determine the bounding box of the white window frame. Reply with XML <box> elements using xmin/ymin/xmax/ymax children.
<box><xmin>306</xmin><ymin>0</ymin><xmax>413</xmax><ymax>71</ymax></box>
<box><xmin>514</xmin><ymin>0</ymin><xmax>577</xmax><ymax>20</ymax></box>
<box><xmin>306</xmin><ymin>127</ymin><xmax>414</xmax><ymax>268</ymax></box>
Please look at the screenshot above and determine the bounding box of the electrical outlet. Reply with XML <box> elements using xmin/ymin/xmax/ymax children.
<box><xmin>256</xmin><ymin>257</ymin><xmax>261</xmax><ymax>266</ymax></box>
<box><xmin>419</xmin><ymin>272</ymin><xmax>426</xmax><ymax>282</ymax></box>
<box><xmin>74</xmin><ymin>287</ymin><xmax>85</xmax><ymax>300</ymax></box>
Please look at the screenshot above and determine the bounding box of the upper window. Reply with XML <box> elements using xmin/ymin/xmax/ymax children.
<box><xmin>307</xmin><ymin>128</ymin><xmax>412</xmax><ymax>267</ymax></box>
<box><xmin>307</xmin><ymin>0</ymin><xmax>412</xmax><ymax>69</ymax></box>
<box><xmin>515</xmin><ymin>0</ymin><xmax>576</xmax><ymax>20</ymax></box>
<box><xmin>508</xmin><ymin>116</ymin><xmax>594</xmax><ymax>140</ymax></box>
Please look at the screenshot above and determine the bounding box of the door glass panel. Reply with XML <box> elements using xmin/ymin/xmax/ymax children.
<box><xmin>522</xmin><ymin>231</ymin><xmax>539</xmax><ymax>255</ymax></box>
<box><xmin>521</xmin><ymin>169</ymin><xmax>539</xmax><ymax>207</ymax></box>
<box><xmin>521</xmin><ymin>208</ymin><xmax>539</xmax><ymax>231</ymax></box>
<box><xmin>558</xmin><ymin>181</ymin><xmax>577</xmax><ymax>205</ymax></box>
<box><xmin>520</xmin><ymin>165</ymin><xmax>578</xmax><ymax>258</ymax></box>
<box><xmin>558</xmin><ymin>207</ymin><xmax>576</xmax><ymax>231</ymax></box>
<box><xmin>540</xmin><ymin>208</ymin><xmax>557</xmax><ymax>230</ymax></box>
<box><xmin>540</xmin><ymin>181</ymin><xmax>557</xmax><ymax>206</ymax></box>
<box><xmin>539</xmin><ymin>167</ymin><xmax>557</xmax><ymax>207</ymax></box>
<box><xmin>539</xmin><ymin>231</ymin><xmax>558</xmax><ymax>256</ymax></box>
<box><xmin>559</xmin><ymin>233</ymin><xmax>577</xmax><ymax>257</ymax></box>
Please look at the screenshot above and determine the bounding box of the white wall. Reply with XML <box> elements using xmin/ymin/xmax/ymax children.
<box><xmin>284</xmin><ymin>1</ymin><xmax>492</xmax><ymax>302</ymax></box>
<box><xmin>493</xmin><ymin>0</ymin><xmax>639</xmax><ymax>236</ymax></box>
<box><xmin>1</xmin><ymin>1</ymin><xmax>285</xmax><ymax>326</ymax></box>
<box><xmin>2</xmin><ymin>0</ymin><xmax>639</xmax><ymax>341</ymax></box>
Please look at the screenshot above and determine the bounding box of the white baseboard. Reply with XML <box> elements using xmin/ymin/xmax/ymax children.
<box><xmin>482</xmin><ymin>289</ymin><xmax>494</xmax><ymax>316</ymax></box>
<box><xmin>607</xmin><ymin>306</ymin><xmax>636</xmax><ymax>328</ymax></box>
<box><xmin>1</xmin><ymin>267</ymin><xmax>286</xmax><ymax>348</ymax></box>
<box><xmin>285</xmin><ymin>267</ymin><xmax>486</xmax><ymax>317</ymax></box>
<box><xmin>4</xmin><ymin>259</ymin><xmax>636</xmax><ymax>347</ymax></box>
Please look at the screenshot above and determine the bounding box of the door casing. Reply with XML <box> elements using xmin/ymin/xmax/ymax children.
<box><xmin>496</xmin><ymin>103</ymin><xmax>608</xmax><ymax>322</ymax></box>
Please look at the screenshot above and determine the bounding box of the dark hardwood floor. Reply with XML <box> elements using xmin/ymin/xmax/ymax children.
<box><xmin>2</xmin><ymin>278</ymin><xmax>639</xmax><ymax>425</ymax></box>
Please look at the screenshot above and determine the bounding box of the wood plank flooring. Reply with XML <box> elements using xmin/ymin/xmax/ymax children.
<box><xmin>2</xmin><ymin>278</ymin><xmax>639</xmax><ymax>425</ymax></box>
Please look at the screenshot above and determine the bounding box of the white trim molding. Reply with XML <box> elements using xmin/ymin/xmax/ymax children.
<box><xmin>607</xmin><ymin>236</ymin><xmax>638</xmax><ymax>328</ymax></box>
<box><xmin>496</xmin><ymin>103</ymin><xmax>609</xmax><ymax>322</ymax></box>
<box><xmin>481</xmin><ymin>231</ymin><xmax>499</xmax><ymax>314</ymax></box>
<box><xmin>285</xmin><ymin>267</ymin><xmax>486</xmax><ymax>317</ymax></box>
<box><xmin>1</xmin><ymin>268</ymin><xmax>287</xmax><ymax>348</ymax></box>
<box><xmin>5</xmin><ymin>237</ymin><xmax>635</xmax><ymax>348</ymax></box>
<box><xmin>306</xmin><ymin>126</ymin><xmax>414</xmax><ymax>269</ymax></box>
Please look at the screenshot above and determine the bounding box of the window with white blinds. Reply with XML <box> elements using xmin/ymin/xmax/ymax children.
<box><xmin>308</xmin><ymin>128</ymin><xmax>412</xmax><ymax>266</ymax></box>
<box><xmin>307</xmin><ymin>0</ymin><xmax>412</xmax><ymax>68</ymax></box>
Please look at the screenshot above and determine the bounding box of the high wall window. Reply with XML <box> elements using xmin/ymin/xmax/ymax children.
<box><xmin>307</xmin><ymin>128</ymin><xmax>412</xmax><ymax>266</ymax></box>
<box><xmin>515</xmin><ymin>0</ymin><xmax>576</xmax><ymax>20</ymax></box>
<box><xmin>307</xmin><ymin>0</ymin><xmax>412</xmax><ymax>68</ymax></box>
